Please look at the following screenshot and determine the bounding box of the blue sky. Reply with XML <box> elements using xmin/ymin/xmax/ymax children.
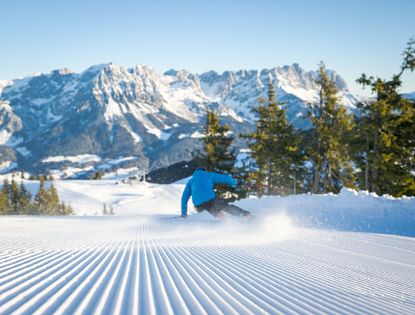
<box><xmin>0</xmin><ymin>0</ymin><xmax>414</xmax><ymax>95</ymax></box>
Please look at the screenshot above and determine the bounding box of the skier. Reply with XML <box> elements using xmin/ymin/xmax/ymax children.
<box><xmin>181</xmin><ymin>167</ymin><xmax>251</xmax><ymax>218</ymax></box>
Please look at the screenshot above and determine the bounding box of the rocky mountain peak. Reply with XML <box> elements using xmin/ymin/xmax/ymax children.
<box><xmin>0</xmin><ymin>62</ymin><xmax>362</xmax><ymax>177</ymax></box>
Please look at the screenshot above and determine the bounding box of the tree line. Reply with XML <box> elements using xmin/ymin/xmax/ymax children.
<box><xmin>0</xmin><ymin>177</ymin><xmax>74</xmax><ymax>215</ymax></box>
<box><xmin>203</xmin><ymin>39</ymin><xmax>415</xmax><ymax>198</ymax></box>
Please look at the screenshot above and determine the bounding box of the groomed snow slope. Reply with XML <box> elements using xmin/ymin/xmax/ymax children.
<box><xmin>0</xmin><ymin>180</ymin><xmax>414</xmax><ymax>314</ymax></box>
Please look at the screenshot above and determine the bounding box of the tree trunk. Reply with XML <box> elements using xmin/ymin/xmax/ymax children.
<box><xmin>326</xmin><ymin>164</ymin><xmax>332</xmax><ymax>192</ymax></box>
<box><xmin>311</xmin><ymin>164</ymin><xmax>320</xmax><ymax>194</ymax></box>
<box><xmin>267</xmin><ymin>158</ymin><xmax>272</xmax><ymax>195</ymax></box>
<box><xmin>293</xmin><ymin>170</ymin><xmax>297</xmax><ymax>195</ymax></box>
<box><xmin>364</xmin><ymin>132</ymin><xmax>370</xmax><ymax>191</ymax></box>
<box><xmin>372</xmin><ymin>128</ymin><xmax>379</xmax><ymax>194</ymax></box>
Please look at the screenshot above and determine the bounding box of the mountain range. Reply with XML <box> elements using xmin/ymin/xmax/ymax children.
<box><xmin>0</xmin><ymin>63</ymin><xmax>361</xmax><ymax>178</ymax></box>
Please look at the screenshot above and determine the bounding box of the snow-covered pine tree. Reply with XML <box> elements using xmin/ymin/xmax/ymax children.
<box><xmin>244</xmin><ymin>81</ymin><xmax>303</xmax><ymax>196</ymax></box>
<box><xmin>354</xmin><ymin>38</ymin><xmax>415</xmax><ymax>196</ymax></box>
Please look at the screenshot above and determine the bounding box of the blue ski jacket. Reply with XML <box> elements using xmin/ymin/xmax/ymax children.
<box><xmin>181</xmin><ymin>169</ymin><xmax>237</xmax><ymax>216</ymax></box>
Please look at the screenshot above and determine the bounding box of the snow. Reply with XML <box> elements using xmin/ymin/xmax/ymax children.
<box><xmin>6</xmin><ymin>136</ymin><xmax>23</xmax><ymax>147</ymax></box>
<box><xmin>190</xmin><ymin>130</ymin><xmax>205</xmax><ymax>138</ymax></box>
<box><xmin>1</xmin><ymin>77</ymin><xmax>31</xmax><ymax>92</ymax></box>
<box><xmin>0</xmin><ymin>161</ymin><xmax>17</xmax><ymax>174</ymax></box>
<box><xmin>235</xmin><ymin>149</ymin><xmax>252</xmax><ymax>168</ymax></box>
<box><xmin>177</xmin><ymin>130</ymin><xmax>205</xmax><ymax>139</ymax></box>
<box><xmin>103</xmin><ymin>98</ymin><xmax>123</xmax><ymax>121</ymax></box>
<box><xmin>237</xmin><ymin>188</ymin><xmax>415</xmax><ymax>237</ymax></box>
<box><xmin>403</xmin><ymin>92</ymin><xmax>415</xmax><ymax>100</ymax></box>
<box><xmin>49</xmin><ymin>166</ymin><xmax>95</xmax><ymax>179</ymax></box>
<box><xmin>0</xmin><ymin>80</ymin><xmax>13</xmax><ymax>95</ymax></box>
<box><xmin>0</xmin><ymin>130</ymin><xmax>12</xmax><ymax>145</ymax></box>
<box><xmin>146</xmin><ymin>127</ymin><xmax>172</xmax><ymax>141</ymax></box>
<box><xmin>97</xmin><ymin>157</ymin><xmax>138</xmax><ymax>171</ymax></box>
<box><xmin>129</xmin><ymin>131</ymin><xmax>142</xmax><ymax>143</ymax></box>
<box><xmin>0</xmin><ymin>180</ymin><xmax>414</xmax><ymax>314</ymax></box>
<box><xmin>177</xmin><ymin>133</ymin><xmax>188</xmax><ymax>139</ymax></box>
<box><xmin>42</xmin><ymin>154</ymin><xmax>101</xmax><ymax>164</ymax></box>
<box><xmin>84</xmin><ymin>63</ymin><xmax>113</xmax><ymax>74</ymax></box>
<box><xmin>199</xmin><ymin>80</ymin><xmax>223</xmax><ymax>101</ymax></box>
<box><xmin>106</xmin><ymin>156</ymin><xmax>137</xmax><ymax>166</ymax></box>
<box><xmin>1</xmin><ymin>63</ymin><xmax>363</xmax><ymax>171</ymax></box>
<box><xmin>31</xmin><ymin>98</ymin><xmax>53</xmax><ymax>106</ymax></box>
<box><xmin>46</xmin><ymin>107</ymin><xmax>62</xmax><ymax>122</ymax></box>
<box><xmin>219</xmin><ymin>108</ymin><xmax>245</xmax><ymax>123</ymax></box>
<box><xmin>159</xmin><ymin>131</ymin><xmax>172</xmax><ymax>141</ymax></box>
<box><xmin>0</xmin><ymin>102</ymin><xmax>23</xmax><ymax>146</ymax></box>
<box><xmin>101</xmin><ymin>167</ymin><xmax>141</xmax><ymax>180</ymax></box>
<box><xmin>158</xmin><ymin>75</ymin><xmax>206</xmax><ymax>123</ymax></box>
<box><xmin>16</xmin><ymin>147</ymin><xmax>32</xmax><ymax>157</ymax></box>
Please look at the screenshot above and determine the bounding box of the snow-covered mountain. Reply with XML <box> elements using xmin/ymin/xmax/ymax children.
<box><xmin>0</xmin><ymin>63</ymin><xmax>361</xmax><ymax>177</ymax></box>
<box><xmin>403</xmin><ymin>92</ymin><xmax>415</xmax><ymax>100</ymax></box>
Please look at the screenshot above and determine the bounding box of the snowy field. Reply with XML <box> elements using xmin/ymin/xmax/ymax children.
<box><xmin>0</xmin><ymin>179</ymin><xmax>414</xmax><ymax>314</ymax></box>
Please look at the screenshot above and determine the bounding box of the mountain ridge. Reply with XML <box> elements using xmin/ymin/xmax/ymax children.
<box><xmin>0</xmin><ymin>62</ymin><xmax>362</xmax><ymax>177</ymax></box>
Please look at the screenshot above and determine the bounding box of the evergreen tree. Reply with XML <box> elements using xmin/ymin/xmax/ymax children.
<box><xmin>58</xmin><ymin>201</ymin><xmax>74</xmax><ymax>215</ymax></box>
<box><xmin>10</xmin><ymin>178</ymin><xmax>21</xmax><ymax>214</ymax></box>
<box><xmin>244</xmin><ymin>81</ymin><xmax>304</xmax><ymax>195</ymax></box>
<box><xmin>204</xmin><ymin>108</ymin><xmax>236</xmax><ymax>174</ymax></box>
<box><xmin>0</xmin><ymin>179</ymin><xmax>10</xmax><ymax>214</ymax></box>
<box><xmin>0</xmin><ymin>177</ymin><xmax>73</xmax><ymax>216</ymax></box>
<box><xmin>203</xmin><ymin>108</ymin><xmax>237</xmax><ymax>199</ymax></box>
<box><xmin>232</xmin><ymin>153</ymin><xmax>253</xmax><ymax>199</ymax></box>
<box><xmin>308</xmin><ymin>62</ymin><xmax>356</xmax><ymax>193</ymax></box>
<box><xmin>47</xmin><ymin>183</ymin><xmax>60</xmax><ymax>215</ymax></box>
<box><xmin>34</xmin><ymin>177</ymin><xmax>49</xmax><ymax>214</ymax></box>
<box><xmin>102</xmin><ymin>203</ymin><xmax>108</xmax><ymax>215</ymax></box>
<box><xmin>19</xmin><ymin>181</ymin><xmax>32</xmax><ymax>214</ymax></box>
<box><xmin>93</xmin><ymin>172</ymin><xmax>103</xmax><ymax>180</ymax></box>
<box><xmin>354</xmin><ymin>38</ymin><xmax>415</xmax><ymax>196</ymax></box>
<box><xmin>65</xmin><ymin>203</ymin><xmax>74</xmax><ymax>215</ymax></box>
<box><xmin>39</xmin><ymin>175</ymin><xmax>47</xmax><ymax>182</ymax></box>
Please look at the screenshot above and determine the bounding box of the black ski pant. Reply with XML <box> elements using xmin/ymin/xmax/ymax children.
<box><xmin>195</xmin><ymin>198</ymin><xmax>250</xmax><ymax>217</ymax></box>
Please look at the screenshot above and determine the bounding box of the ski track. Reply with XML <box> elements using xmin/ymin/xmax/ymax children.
<box><xmin>0</xmin><ymin>217</ymin><xmax>414</xmax><ymax>315</ymax></box>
